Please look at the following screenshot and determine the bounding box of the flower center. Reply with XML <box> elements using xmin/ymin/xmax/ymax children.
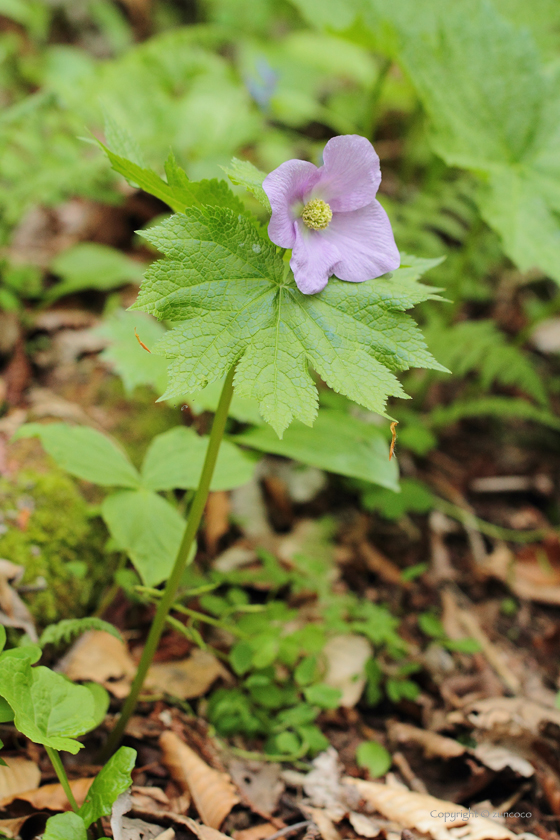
<box><xmin>301</xmin><ymin>198</ymin><xmax>333</xmax><ymax>231</ymax></box>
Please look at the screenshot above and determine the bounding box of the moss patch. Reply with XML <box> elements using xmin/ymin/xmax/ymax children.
<box><xmin>0</xmin><ymin>468</ymin><xmax>115</xmax><ymax>625</ymax></box>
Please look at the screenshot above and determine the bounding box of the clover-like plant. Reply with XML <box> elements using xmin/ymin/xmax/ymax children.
<box><xmin>93</xmin><ymin>133</ymin><xmax>445</xmax><ymax>757</ymax></box>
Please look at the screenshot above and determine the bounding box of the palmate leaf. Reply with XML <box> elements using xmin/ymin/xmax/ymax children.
<box><xmin>133</xmin><ymin>206</ymin><xmax>446</xmax><ymax>436</ymax></box>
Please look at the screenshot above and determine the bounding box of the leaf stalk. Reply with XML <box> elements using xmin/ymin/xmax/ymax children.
<box><xmin>45</xmin><ymin>746</ymin><xmax>80</xmax><ymax>813</ymax></box>
<box><xmin>98</xmin><ymin>363</ymin><xmax>236</xmax><ymax>760</ymax></box>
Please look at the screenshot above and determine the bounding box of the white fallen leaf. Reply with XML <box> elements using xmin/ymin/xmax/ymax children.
<box><xmin>323</xmin><ymin>635</ymin><xmax>372</xmax><ymax>708</ymax></box>
<box><xmin>348</xmin><ymin>812</ymin><xmax>381</xmax><ymax>838</ymax></box>
<box><xmin>111</xmin><ymin>789</ymin><xmax>132</xmax><ymax>840</ymax></box>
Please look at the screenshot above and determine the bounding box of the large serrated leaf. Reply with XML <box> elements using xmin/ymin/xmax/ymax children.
<box><xmin>133</xmin><ymin>207</ymin><xmax>444</xmax><ymax>436</ymax></box>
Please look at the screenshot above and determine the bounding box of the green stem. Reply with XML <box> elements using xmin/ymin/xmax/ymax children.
<box><xmin>98</xmin><ymin>364</ymin><xmax>236</xmax><ymax>761</ymax></box>
<box><xmin>366</xmin><ymin>57</ymin><xmax>392</xmax><ymax>140</ymax></box>
<box><xmin>45</xmin><ymin>747</ymin><xmax>79</xmax><ymax>813</ymax></box>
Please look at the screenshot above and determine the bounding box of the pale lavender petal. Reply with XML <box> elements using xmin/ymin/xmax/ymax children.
<box><xmin>325</xmin><ymin>200</ymin><xmax>400</xmax><ymax>282</ymax></box>
<box><xmin>263</xmin><ymin>159</ymin><xmax>319</xmax><ymax>248</ymax></box>
<box><xmin>290</xmin><ymin>221</ymin><xmax>341</xmax><ymax>295</ymax></box>
<box><xmin>310</xmin><ymin>135</ymin><xmax>381</xmax><ymax>213</ymax></box>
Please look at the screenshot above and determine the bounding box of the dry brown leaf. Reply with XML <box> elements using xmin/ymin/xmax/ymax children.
<box><xmin>305</xmin><ymin>806</ymin><xmax>341</xmax><ymax>840</ymax></box>
<box><xmin>347</xmin><ymin>812</ymin><xmax>381</xmax><ymax>838</ymax></box>
<box><xmin>58</xmin><ymin>630</ymin><xmax>136</xmax><ymax>698</ymax></box>
<box><xmin>323</xmin><ymin>635</ymin><xmax>372</xmax><ymax>708</ymax></box>
<box><xmin>0</xmin><ymin>777</ymin><xmax>94</xmax><ymax>810</ymax></box>
<box><xmin>387</xmin><ymin>722</ymin><xmax>465</xmax><ymax>760</ymax></box>
<box><xmin>121</xmin><ymin>819</ymin><xmax>175</xmax><ymax>840</ymax></box>
<box><xmin>182</xmin><ymin>816</ymin><xmax>234</xmax><ymax>840</ymax></box>
<box><xmin>344</xmin><ymin>778</ymin><xmax>516</xmax><ymax>840</ymax></box>
<box><xmin>229</xmin><ymin>760</ymin><xmax>284</xmax><ymax>817</ymax></box>
<box><xmin>0</xmin><ymin>559</ymin><xmax>37</xmax><ymax>641</ymax></box>
<box><xmin>0</xmin><ymin>816</ymin><xmax>31</xmax><ymax>839</ymax></box>
<box><xmin>233</xmin><ymin>823</ymin><xmax>278</xmax><ymax>840</ymax></box>
<box><xmin>531</xmin><ymin>317</ymin><xmax>560</xmax><ymax>353</ymax></box>
<box><xmin>159</xmin><ymin>732</ymin><xmax>239</xmax><ymax>829</ymax></box>
<box><xmin>456</xmin><ymin>696</ymin><xmax>560</xmax><ymax>739</ymax></box>
<box><xmin>359</xmin><ymin>543</ymin><xmax>412</xmax><ymax>589</ymax></box>
<box><xmin>205</xmin><ymin>491</ymin><xmax>231</xmax><ymax>555</ymax></box>
<box><xmin>472</xmin><ymin>744</ymin><xmax>533</xmax><ymax>778</ymax></box>
<box><xmin>146</xmin><ymin>649</ymin><xmax>228</xmax><ymax>700</ymax></box>
<box><xmin>0</xmin><ymin>756</ymin><xmax>41</xmax><ymax>800</ymax></box>
<box><xmin>131</xmin><ymin>786</ymin><xmax>171</xmax><ymax>810</ymax></box>
<box><xmin>479</xmin><ymin>542</ymin><xmax>560</xmax><ymax>606</ymax></box>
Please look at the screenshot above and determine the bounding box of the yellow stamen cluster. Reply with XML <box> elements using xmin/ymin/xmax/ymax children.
<box><xmin>301</xmin><ymin>198</ymin><xmax>333</xmax><ymax>231</ymax></box>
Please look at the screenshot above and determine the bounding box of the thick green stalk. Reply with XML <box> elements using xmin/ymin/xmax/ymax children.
<box><xmin>99</xmin><ymin>365</ymin><xmax>236</xmax><ymax>760</ymax></box>
<box><xmin>45</xmin><ymin>747</ymin><xmax>79</xmax><ymax>812</ymax></box>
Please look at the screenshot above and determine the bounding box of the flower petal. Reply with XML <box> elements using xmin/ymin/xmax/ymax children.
<box><xmin>290</xmin><ymin>221</ymin><xmax>341</xmax><ymax>295</ymax></box>
<box><xmin>311</xmin><ymin>135</ymin><xmax>381</xmax><ymax>213</ymax></box>
<box><xmin>263</xmin><ymin>159</ymin><xmax>319</xmax><ymax>248</ymax></box>
<box><xmin>326</xmin><ymin>200</ymin><xmax>400</xmax><ymax>282</ymax></box>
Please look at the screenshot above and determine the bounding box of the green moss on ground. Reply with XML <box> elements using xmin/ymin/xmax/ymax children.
<box><xmin>0</xmin><ymin>468</ymin><xmax>115</xmax><ymax>625</ymax></box>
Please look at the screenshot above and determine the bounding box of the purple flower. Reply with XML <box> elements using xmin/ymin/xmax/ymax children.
<box><xmin>262</xmin><ymin>135</ymin><xmax>400</xmax><ymax>295</ymax></box>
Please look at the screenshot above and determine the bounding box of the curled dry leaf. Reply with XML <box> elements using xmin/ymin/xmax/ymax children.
<box><xmin>0</xmin><ymin>559</ymin><xmax>37</xmax><ymax>641</ymax></box>
<box><xmin>159</xmin><ymin>732</ymin><xmax>239</xmax><ymax>829</ymax></box>
<box><xmin>0</xmin><ymin>777</ymin><xmax>94</xmax><ymax>811</ymax></box>
<box><xmin>323</xmin><ymin>635</ymin><xmax>372</xmax><ymax>708</ymax></box>
<box><xmin>0</xmin><ymin>757</ymin><xmax>41</xmax><ymax>801</ymax></box>
<box><xmin>57</xmin><ymin>630</ymin><xmax>136</xmax><ymax>698</ymax></box>
<box><xmin>146</xmin><ymin>649</ymin><xmax>229</xmax><ymax>701</ymax></box>
<box><xmin>387</xmin><ymin>722</ymin><xmax>465</xmax><ymax>760</ymax></box>
<box><xmin>344</xmin><ymin>778</ymin><xmax>517</xmax><ymax>840</ymax></box>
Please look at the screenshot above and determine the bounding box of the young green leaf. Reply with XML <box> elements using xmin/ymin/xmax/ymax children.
<box><xmin>303</xmin><ymin>684</ymin><xmax>342</xmax><ymax>709</ymax></box>
<box><xmin>14</xmin><ymin>423</ymin><xmax>141</xmax><ymax>488</ymax></box>
<box><xmin>222</xmin><ymin>157</ymin><xmax>271</xmax><ymax>211</ymax></box>
<box><xmin>234</xmin><ymin>408</ymin><xmax>399</xmax><ymax>489</ymax></box>
<box><xmin>84</xmin><ymin>682</ymin><xmax>111</xmax><ymax>731</ymax></box>
<box><xmin>48</xmin><ymin>243</ymin><xmax>145</xmax><ymax>301</ymax></box>
<box><xmin>78</xmin><ymin>746</ymin><xmax>136</xmax><ymax>828</ymax></box>
<box><xmin>101</xmin><ymin>488</ymin><xmax>185</xmax><ymax>586</ymax></box>
<box><xmin>0</xmin><ymin>649</ymin><xmax>97</xmax><ymax>753</ymax></box>
<box><xmin>133</xmin><ymin>208</ymin><xmax>445</xmax><ymax>436</ymax></box>
<box><xmin>40</xmin><ymin>618</ymin><xmax>123</xmax><ymax>648</ymax></box>
<box><xmin>43</xmin><ymin>811</ymin><xmax>88</xmax><ymax>840</ymax></box>
<box><xmin>356</xmin><ymin>740</ymin><xmax>392</xmax><ymax>778</ymax></box>
<box><xmin>141</xmin><ymin>426</ymin><xmax>255</xmax><ymax>492</ymax></box>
